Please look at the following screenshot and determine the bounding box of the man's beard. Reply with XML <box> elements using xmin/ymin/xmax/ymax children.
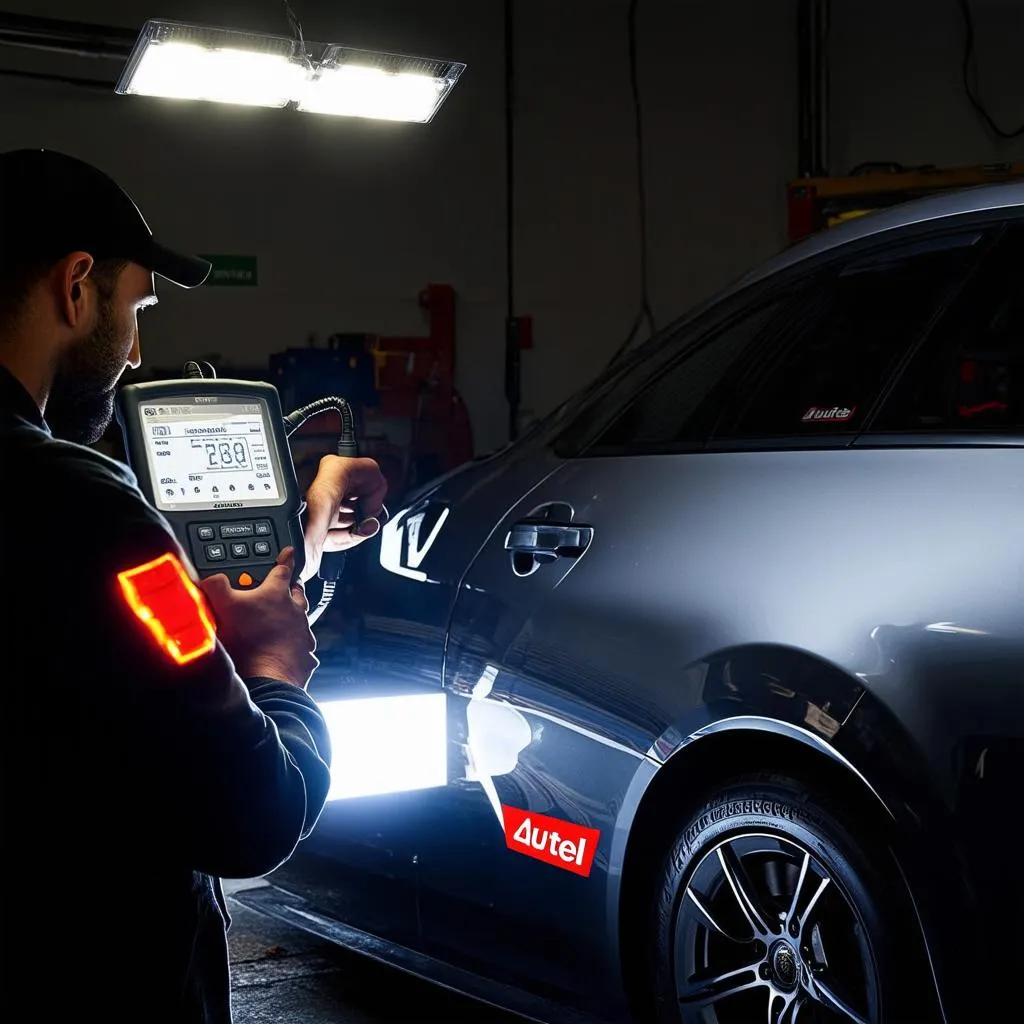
<box><xmin>46</xmin><ymin>299</ymin><xmax>125</xmax><ymax>445</ymax></box>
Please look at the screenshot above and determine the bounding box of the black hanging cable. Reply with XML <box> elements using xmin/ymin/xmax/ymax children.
<box><xmin>282</xmin><ymin>0</ymin><xmax>306</xmax><ymax>51</ymax></box>
<box><xmin>957</xmin><ymin>0</ymin><xmax>1023</xmax><ymax>140</ymax></box>
<box><xmin>282</xmin><ymin>0</ymin><xmax>314</xmax><ymax>70</ymax></box>
<box><xmin>606</xmin><ymin>0</ymin><xmax>656</xmax><ymax>368</ymax></box>
<box><xmin>505</xmin><ymin>0</ymin><xmax>514</xmax><ymax>326</ymax></box>
<box><xmin>627</xmin><ymin>0</ymin><xmax>655</xmax><ymax>339</ymax></box>
<box><xmin>503</xmin><ymin>0</ymin><xmax>520</xmax><ymax>441</ymax></box>
<box><xmin>282</xmin><ymin>396</ymin><xmax>360</xmax><ymax>625</ymax></box>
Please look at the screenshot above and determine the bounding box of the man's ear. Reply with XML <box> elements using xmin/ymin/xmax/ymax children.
<box><xmin>55</xmin><ymin>252</ymin><xmax>96</xmax><ymax>328</ymax></box>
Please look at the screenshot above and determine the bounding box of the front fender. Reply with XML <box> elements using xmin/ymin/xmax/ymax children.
<box><xmin>606</xmin><ymin>645</ymin><xmax>982</xmax><ymax>1023</ymax></box>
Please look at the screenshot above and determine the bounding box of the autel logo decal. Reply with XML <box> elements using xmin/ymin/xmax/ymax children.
<box><xmin>802</xmin><ymin>405</ymin><xmax>855</xmax><ymax>423</ymax></box>
<box><xmin>501</xmin><ymin>806</ymin><xmax>600</xmax><ymax>877</ymax></box>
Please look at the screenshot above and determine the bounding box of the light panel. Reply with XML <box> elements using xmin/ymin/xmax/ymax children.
<box><xmin>116</xmin><ymin>22</ymin><xmax>308</xmax><ymax>108</ymax></box>
<box><xmin>318</xmin><ymin>694</ymin><xmax>448</xmax><ymax>800</ymax></box>
<box><xmin>299</xmin><ymin>48</ymin><xmax>464</xmax><ymax>123</ymax></box>
<box><xmin>116</xmin><ymin>20</ymin><xmax>465</xmax><ymax>123</ymax></box>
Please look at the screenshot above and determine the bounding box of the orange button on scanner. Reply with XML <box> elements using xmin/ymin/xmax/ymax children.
<box><xmin>238</xmin><ymin>572</ymin><xmax>254</xmax><ymax>587</ymax></box>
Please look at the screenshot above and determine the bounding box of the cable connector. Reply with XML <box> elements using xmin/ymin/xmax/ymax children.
<box><xmin>182</xmin><ymin>360</ymin><xmax>217</xmax><ymax>379</ymax></box>
<box><xmin>283</xmin><ymin>395</ymin><xmax>360</xmax><ymax>624</ymax></box>
<box><xmin>283</xmin><ymin>396</ymin><xmax>357</xmax><ymax>455</ymax></box>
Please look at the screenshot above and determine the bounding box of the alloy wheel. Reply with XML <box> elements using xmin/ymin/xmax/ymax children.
<box><xmin>673</xmin><ymin>832</ymin><xmax>880</xmax><ymax>1023</ymax></box>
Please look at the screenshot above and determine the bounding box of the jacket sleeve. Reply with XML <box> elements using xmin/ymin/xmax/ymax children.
<box><xmin>52</xmin><ymin>444</ymin><xmax>332</xmax><ymax>879</ymax></box>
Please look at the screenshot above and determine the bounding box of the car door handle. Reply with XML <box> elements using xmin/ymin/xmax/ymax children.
<box><xmin>504</xmin><ymin>520</ymin><xmax>594</xmax><ymax>562</ymax></box>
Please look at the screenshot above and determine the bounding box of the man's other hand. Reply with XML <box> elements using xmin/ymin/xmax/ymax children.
<box><xmin>301</xmin><ymin>455</ymin><xmax>388</xmax><ymax>582</ymax></box>
<box><xmin>201</xmin><ymin>547</ymin><xmax>318</xmax><ymax>688</ymax></box>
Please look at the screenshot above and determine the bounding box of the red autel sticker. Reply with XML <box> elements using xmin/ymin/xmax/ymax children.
<box><xmin>501</xmin><ymin>805</ymin><xmax>601</xmax><ymax>877</ymax></box>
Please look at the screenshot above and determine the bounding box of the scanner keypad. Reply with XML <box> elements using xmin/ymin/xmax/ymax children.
<box><xmin>191</xmin><ymin>519</ymin><xmax>278</xmax><ymax>578</ymax></box>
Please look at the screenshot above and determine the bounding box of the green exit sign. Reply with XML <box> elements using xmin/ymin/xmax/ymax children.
<box><xmin>199</xmin><ymin>254</ymin><xmax>258</xmax><ymax>287</ymax></box>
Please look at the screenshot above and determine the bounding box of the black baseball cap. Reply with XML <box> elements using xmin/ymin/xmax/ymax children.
<box><xmin>0</xmin><ymin>148</ymin><xmax>211</xmax><ymax>288</ymax></box>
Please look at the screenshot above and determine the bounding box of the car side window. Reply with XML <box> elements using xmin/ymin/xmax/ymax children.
<box><xmin>583</xmin><ymin>299</ymin><xmax>789</xmax><ymax>452</ymax></box>
<box><xmin>866</xmin><ymin>226</ymin><xmax>1024</xmax><ymax>434</ymax></box>
<box><xmin>711</xmin><ymin>232</ymin><xmax>985</xmax><ymax>440</ymax></box>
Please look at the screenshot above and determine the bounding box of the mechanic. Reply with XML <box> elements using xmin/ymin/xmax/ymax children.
<box><xmin>0</xmin><ymin>149</ymin><xmax>388</xmax><ymax>1023</ymax></box>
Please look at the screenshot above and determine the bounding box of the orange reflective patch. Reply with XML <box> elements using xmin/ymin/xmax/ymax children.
<box><xmin>117</xmin><ymin>553</ymin><xmax>216</xmax><ymax>666</ymax></box>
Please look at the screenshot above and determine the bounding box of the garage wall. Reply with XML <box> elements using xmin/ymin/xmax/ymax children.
<box><xmin>1</xmin><ymin>0</ymin><xmax>1021</xmax><ymax>452</ymax></box>
<box><xmin>829</xmin><ymin>0</ymin><xmax>1024</xmax><ymax>174</ymax></box>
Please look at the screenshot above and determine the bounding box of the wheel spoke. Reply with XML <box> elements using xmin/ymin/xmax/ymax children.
<box><xmin>811</xmin><ymin>977</ymin><xmax>869</xmax><ymax>1024</ymax></box>
<box><xmin>717</xmin><ymin>843</ymin><xmax>772</xmax><ymax>936</ymax></box>
<box><xmin>770</xmin><ymin>991</ymin><xmax>801</xmax><ymax>1024</ymax></box>
<box><xmin>678</xmin><ymin>963</ymin><xmax>763</xmax><ymax>1007</ymax></box>
<box><xmin>786</xmin><ymin>851</ymin><xmax>811</xmax><ymax>924</ymax></box>
<box><xmin>808</xmin><ymin>921</ymin><xmax>829</xmax><ymax>970</ymax></box>
<box><xmin>800</xmin><ymin>874</ymin><xmax>831</xmax><ymax>930</ymax></box>
<box><xmin>685</xmin><ymin>886</ymin><xmax>750</xmax><ymax>944</ymax></box>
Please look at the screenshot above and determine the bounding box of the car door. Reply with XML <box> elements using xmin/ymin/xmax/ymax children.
<box><xmin>417</xmin><ymin>224</ymin><xmax>994</xmax><ymax>1007</ymax></box>
<box><xmin>410</xmin><ymin>290</ymin><xmax>803</xmax><ymax>1004</ymax></box>
<box><xmin>275</xmin><ymin>438</ymin><xmax>564</xmax><ymax>944</ymax></box>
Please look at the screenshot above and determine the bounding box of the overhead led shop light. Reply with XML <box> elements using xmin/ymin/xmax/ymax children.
<box><xmin>115</xmin><ymin>22</ymin><xmax>308</xmax><ymax>108</ymax></box>
<box><xmin>115</xmin><ymin>19</ymin><xmax>465</xmax><ymax>123</ymax></box>
<box><xmin>297</xmin><ymin>48</ymin><xmax>462</xmax><ymax>123</ymax></box>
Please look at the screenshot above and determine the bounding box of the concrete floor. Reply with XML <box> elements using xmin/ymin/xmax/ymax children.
<box><xmin>224</xmin><ymin>880</ymin><xmax>520</xmax><ymax>1024</ymax></box>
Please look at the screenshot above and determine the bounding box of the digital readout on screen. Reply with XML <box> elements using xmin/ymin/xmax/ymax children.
<box><xmin>139</xmin><ymin>401</ymin><xmax>284</xmax><ymax>510</ymax></box>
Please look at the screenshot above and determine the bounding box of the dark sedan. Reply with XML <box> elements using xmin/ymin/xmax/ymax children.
<box><xmin>236</xmin><ymin>182</ymin><xmax>1024</xmax><ymax>1024</ymax></box>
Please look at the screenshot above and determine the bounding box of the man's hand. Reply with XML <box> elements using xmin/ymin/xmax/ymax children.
<box><xmin>201</xmin><ymin>547</ymin><xmax>319</xmax><ymax>688</ymax></box>
<box><xmin>301</xmin><ymin>455</ymin><xmax>388</xmax><ymax>582</ymax></box>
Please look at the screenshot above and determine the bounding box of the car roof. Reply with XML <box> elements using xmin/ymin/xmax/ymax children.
<box><xmin>737</xmin><ymin>180</ymin><xmax>1024</xmax><ymax>291</ymax></box>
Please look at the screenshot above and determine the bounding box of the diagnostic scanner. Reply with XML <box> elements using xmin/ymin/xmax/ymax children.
<box><xmin>116</xmin><ymin>379</ymin><xmax>305</xmax><ymax>590</ymax></box>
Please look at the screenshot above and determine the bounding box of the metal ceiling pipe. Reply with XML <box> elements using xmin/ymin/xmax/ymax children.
<box><xmin>813</xmin><ymin>0</ymin><xmax>831</xmax><ymax>177</ymax></box>
<box><xmin>796</xmin><ymin>0</ymin><xmax>830</xmax><ymax>178</ymax></box>
<box><xmin>0</xmin><ymin>11</ymin><xmax>136</xmax><ymax>60</ymax></box>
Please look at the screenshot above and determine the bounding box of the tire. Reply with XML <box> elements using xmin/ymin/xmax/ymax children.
<box><xmin>648</xmin><ymin>774</ymin><xmax>931</xmax><ymax>1024</ymax></box>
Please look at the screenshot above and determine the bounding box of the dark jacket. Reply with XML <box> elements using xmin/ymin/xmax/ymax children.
<box><xmin>0</xmin><ymin>366</ymin><xmax>332</xmax><ymax>1022</ymax></box>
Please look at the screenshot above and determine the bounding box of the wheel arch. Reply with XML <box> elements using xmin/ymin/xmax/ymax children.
<box><xmin>612</xmin><ymin>687</ymin><xmax>977</xmax><ymax>1023</ymax></box>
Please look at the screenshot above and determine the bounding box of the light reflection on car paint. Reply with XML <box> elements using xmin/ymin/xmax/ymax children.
<box><xmin>463</xmin><ymin>665</ymin><xmax>533</xmax><ymax>829</ymax></box>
